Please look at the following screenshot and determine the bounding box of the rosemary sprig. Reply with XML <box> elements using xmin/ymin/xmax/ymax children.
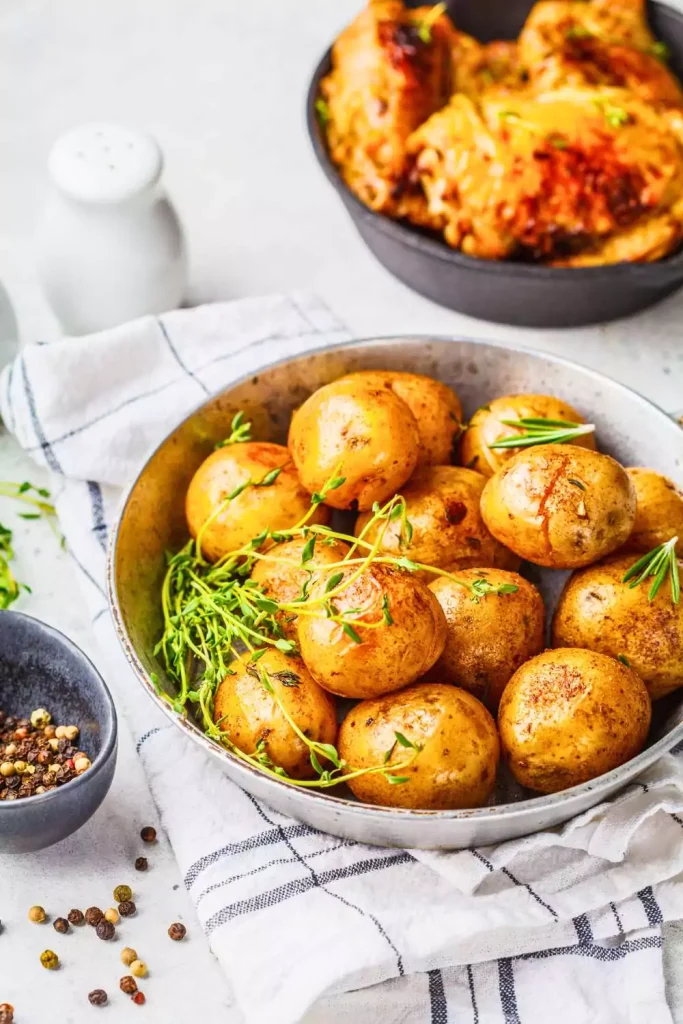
<box><xmin>487</xmin><ymin>417</ymin><xmax>596</xmax><ymax>450</ymax></box>
<box><xmin>415</xmin><ymin>1</ymin><xmax>447</xmax><ymax>44</ymax></box>
<box><xmin>622</xmin><ymin>537</ymin><xmax>680</xmax><ymax>604</ymax></box>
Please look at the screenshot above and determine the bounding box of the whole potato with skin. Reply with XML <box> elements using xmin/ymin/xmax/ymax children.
<box><xmin>428</xmin><ymin>569</ymin><xmax>545</xmax><ymax>711</ymax></box>
<box><xmin>624</xmin><ymin>467</ymin><xmax>683</xmax><ymax>556</ymax></box>
<box><xmin>337</xmin><ymin>683</ymin><xmax>499</xmax><ymax>809</ymax></box>
<box><xmin>552</xmin><ymin>553</ymin><xmax>683</xmax><ymax>700</ymax></box>
<box><xmin>250</xmin><ymin>536</ymin><xmax>350</xmax><ymax>639</ymax></box>
<box><xmin>288</xmin><ymin>378</ymin><xmax>420</xmax><ymax>510</ymax></box>
<box><xmin>498</xmin><ymin>648</ymin><xmax>651</xmax><ymax>794</ymax></box>
<box><xmin>339</xmin><ymin>370</ymin><xmax>463</xmax><ymax>466</ymax></box>
<box><xmin>297</xmin><ymin>563</ymin><xmax>447</xmax><ymax>699</ymax></box>
<box><xmin>213</xmin><ymin>649</ymin><xmax>337</xmax><ymax>780</ymax></box>
<box><xmin>355</xmin><ymin>466</ymin><xmax>520</xmax><ymax>578</ymax></box>
<box><xmin>480</xmin><ymin>444</ymin><xmax>636</xmax><ymax>569</ymax></box>
<box><xmin>461</xmin><ymin>393</ymin><xmax>596</xmax><ymax>478</ymax></box>
<box><xmin>186</xmin><ymin>442</ymin><xmax>328</xmax><ymax>562</ymax></box>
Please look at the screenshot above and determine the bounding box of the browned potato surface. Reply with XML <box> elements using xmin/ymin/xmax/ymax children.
<box><xmin>339</xmin><ymin>370</ymin><xmax>463</xmax><ymax>466</ymax></box>
<box><xmin>297</xmin><ymin>563</ymin><xmax>446</xmax><ymax>698</ymax></box>
<box><xmin>428</xmin><ymin>569</ymin><xmax>545</xmax><ymax>711</ymax></box>
<box><xmin>186</xmin><ymin>442</ymin><xmax>327</xmax><ymax>562</ymax></box>
<box><xmin>288</xmin><ymin>378</ymin><xmax>420</xmax><ymax>510</ymax></box>
<box><xmin>498</xmin><ymin>648</ymin><xmax>651</xmax><ymax>794</ymax></box>
<box><xmin>480</xmin><ymin>444</ymin><xmax>636</xmax><ymax>569</ymax></box>
<box><xmin>338</xmin><ymin>683</ymin><xmax>499</xmax><ymax>809</ymax></box>
<box><xmin>461</xmin><ymin>393</ymin><xmax>596</xmax><ymax>478</ymax></box>
<box><xmin>250</xmin><ymin>536</ymin><xmax>350</xmax><ymax>639</ymax></box>
<box><xmin>355</xmin><ymin>465</ymin><xmax>520</xmax><ymax>577</ymax></box>
<box><xmin>213</xmin><ymin>649</ymin><xmax>337</xmax><ymax>780</ymax></box>
<box><xmin>624</xmin><ymin>467</ymin><xmax>683</xmax><ymax>556</ymax></box>
<box><xmin>552</xmin><ymin>554</ymin><xmax>683</xmax><ymax>700</ymax></box>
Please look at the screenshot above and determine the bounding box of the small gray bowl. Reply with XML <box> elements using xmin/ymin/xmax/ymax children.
<box><xmin>0</xmin><ymin>610</ymin><xmax>117</xmax><ymax>853</ymax></box>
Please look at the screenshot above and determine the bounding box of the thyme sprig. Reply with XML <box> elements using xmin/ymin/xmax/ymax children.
<box><xmin>622</xmin><ymin>537</ymin><xmax>680</xmax><ymax>604</ymax></box>
<box><xmin>488</xmin><ymin>417</ymin><xmax>596</xmax><ymax>450</ymax></box>
<box><xmin>215</xmin><ymin>411</ymin><xmax>252</xmax><ymax>448</ymax></box>
<box><xmin>415</xmin><ymin>2</ymin><xmax>447</xmax><ymax>44</ymax></box>
<box><xmin>0</xmin><ymin>480</ymin><xmax>58</xmax><ymax>608</ymax></box>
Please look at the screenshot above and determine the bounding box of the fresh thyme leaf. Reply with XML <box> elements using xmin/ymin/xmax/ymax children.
<box><xmin>342</xmin><ymin>622</ymin><xmax>362</xmax><ymax>644</ymax></box>
<box><xmin>250</xmin><ymin>528</ymin><xmax>270</xmax><ymax>549</ymax></box>
<box><xmin>310</xmin><ymin>750</ymin><xmax>324</xmax><ymax>775</ymax></box>
<box><xmin>394</xmin><ymin>731</ymin><xmax>415</xmax><ymax>749</ymax></box>
<box><xmin>18</xmin><ymin>482</ymin><xmax>30</xmax><ymax>494</ymax></box>
<box><xmin>228</xmin><ymin>482</ymin><xmax>249</xmax><ymax>500</ymax></box>
<box><xmin>383</xmin><ymin>741</ymin><xmax>397</xmax><ymax>764</ymax></box>
<box><xmin>256</xmin><ymin>467</ymin><xmax>282</xmax><ymax>487</ymax></box>
<box><xmin>651</xmin><ymin>40</ymin><xmax>670</xmax><ymax>61</ymax></box>
<box><xmin>18</xmin><ymin>512</ymin><xmax>41</xmax><ymax>520</ymax></box>
<box><xmin>215</xmin><ymin>410</ymin><xmax>253</xmax><ymax>447</ymax></box>
<box><xmin>274</xmin><ymin>638</ymin><xmax>296</xmax><ymax>652</ymax></box>
<box><xmin>623</xmin><ymin>537</ymin><xmax>680</xmax><ymax>604</ymax></box>
<box><xmin>315</xmin><ymin>742</ymin><xmax>342</xmax><ymax>768</ymax></box>
<box><xmin>395</xmin><ymin>555</ymin><xmax>420</xmax><ymax>572</ymax></box>
<box><xmin>315</xmin><ymin>97</ymin><xmax>330</xmax><ymax>127</ymax></box>
<box><xmin>597</xmin><ymin>101</ymin><xmax>630</xmax><ymax>128</ymax></box>
<box><xmin>259</xmin><ymin>670</ymin><xmax>274</xmax><ymax>694</ymax></box>
<box><xmin>301</xmin><ymin>535</ymin><xmax>317</xmax><ymax>564</ymax></box>
<box><xmin>250</xmin><ymin>648</ymin><xmax>267</xmax><ymax>663</ymax></box>
<box><xmin>497</xmin><ymin>583</ymin><xmax>520</xmax><ymax>595</ymax></box>
<box><xmin>414</xmin><ymin>1</ymin><xmax>446</xmax><ymax>45</ymax></box>
<box><xmin>325</xmin><ymin>571</ymin><xmax>344</xmax><ymax>593</ymax></box>
<box><xmin>617</xmin><ymin>654</ymin><xmax>631</xmax><ymax>667</ymax></box>
<box><xmin>327</xmin><ymin>476</ymin><xmax>346</xmax><ymax>491</ymax></box>
<box><xmin>382</xmin><ymin>593</ymin><xmax>393</xmax><ymax>626</ymax></box>
<box><xmin>390</xmin><ymin>504</ymin><xmax>403</xmax><ymax>521</ymax></box>
<box><xmin>385</xmin><ymin>774</ymin><xmax>410</xmax><ymax>785</ymax></box>
<box><xmin>255</xmin><ymin>596</ymin><xmax>279</xmax><ymax>614</ymax></box>
<box><xmin>568</xmin><ymin>478</ymin><xmax>586</xmax><ymax>490</ymax></box>
<box><xmin>488</xmin><ymin>417</ymin><xmax>595</xmax><ymax>449</ymax></box>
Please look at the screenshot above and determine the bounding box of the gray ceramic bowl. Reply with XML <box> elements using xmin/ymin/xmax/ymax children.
<box><xmin>0</xmin><ymin>611</ymin><xmax>117</xmax><ymax>853</ymax></box>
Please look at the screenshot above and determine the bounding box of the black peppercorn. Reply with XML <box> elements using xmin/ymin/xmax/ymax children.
<box><xmin>134</xmin><ymin>856</ymin><xmax>148</xmax><ymax>872</ymax></box>
<box><xmin>88</xmin><ymin>990</ymin><xmax>108</xmax><ymax>1006</ymax></box>
<box><xmin>68</xmin><ymin>908</ymin><xmax>85</xmax><ymax>926</ymax></box>
<box><xmin>140</xmin><ymin>825</ymin><xmax>156</xmax><ymax>843</ymax></box>
<box><xmin>96</xmin><ymin>919</ymin><xmax>115</xmax><ymax>941</ymax></box>
<box><xmin>120</xmin><ymin>976</ymin><xmax>138</xmax><ymax>995</ymax></box>
<box><xmin>85</xmin><ymin>907</ymin><xmax>103</xmax><ymax>927</ymax></box>
<box><xmin>168</xmin><ymin>922</ymin><xmax>187</xmax><ymax>941</ymax></box>
<box><xmin>118</xmin><ymin>900</ymin><xmax>136</xmax><ymax>917</ymax></box>
<box><xmin>53</xmin><ymin>917</ymin><xmax>70</xmax><ymax>934</ymax></box>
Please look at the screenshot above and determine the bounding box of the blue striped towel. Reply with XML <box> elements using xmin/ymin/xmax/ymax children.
<box><xmin>3</xmin><ymin>292</ymin><xmax>683</xmax><ymax>1024</ymax></box>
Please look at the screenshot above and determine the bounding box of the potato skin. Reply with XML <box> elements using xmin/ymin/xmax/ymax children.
<box><xmin>552</xmin><ymin>554</ymin><xmax>683</xmax><ymax>700</ymax></box>
<box><xmin>337</xmin><ymin>683</ymin><xmax>499</xmax><ymax>809</ymax></box>
<box><xmin>480</xmin><ymin>444</ymin><xmax>636</xmax><ymax>569</ymax></box>
<box><xmin>186</xmin><ymin>442</ymin><xmax>328</xmax><ymax>562</ymax></box>
<box><xmin>213</xmin><ymin>650</ymin><xmax>337</xmax><ymax>780</ymax></box>
<box><xmin>498</xmin><ymin>648</ymin><xmax>651</xmax><ymax>794</ymax></box>
<box><xmin>288</xmin><ymin>378</ymin><xmax>420</xmax><ymax>510</ymax></box>
<box><xmin>428</xmin><ymin>569</ymin><xmax>545</xmax><ymax>711</ymax></box>
<box><xmin>250</xmin><ymin>536</ymin><xmax>350</xmax><ymax>639</ymax></box>
<box><xmin>355</xmin><ymin>466</ymin><xmax>520</xmax><ymax>577</ymax></box>
<box><xmin>461</xmin><ymin>394</ymin><xmax>596</xmax><ymax>478</ymax></box>
<box><xmin>339</xmin><ymin>370</ymin><xmax>462</xmax><ymax>466</ymax></box>
<box><xmin>297</xmin><ymin>563</ymin><xmax>447</xmax><ymax>699</ymax></box>
<box><xmin>624</xmin><ymin>467</ymin><xmax>683</xmax><ymax>556</ymax></box>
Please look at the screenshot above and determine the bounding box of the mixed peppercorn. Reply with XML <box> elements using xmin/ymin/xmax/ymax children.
<box><xmin>0</xmin><ymin>707</ymin><xmax>90</xmax><ymax>801</ymax></box>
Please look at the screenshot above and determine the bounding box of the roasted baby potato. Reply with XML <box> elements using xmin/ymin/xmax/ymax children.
<box><xmin>288</xmin><ymin>378</ymin><xmax>420</xmax><ymax>510</ymax></box>
<box><xmin>297</xmin><ymin>563</ymin><xmax>446</xmax><ymax>698</ymax></box>
<box><xmin>428</xmin><ymin>569</ymin><xmax>545</xmax><ymax>711</ymax></box>
<box><xmin>250</xmin><ymin>536</ymin><xmax>350</xmax><ymax>639</ymax></box>
<box><xmin>355</xmin><ymin>465</ymin><xmax>520</xmax><ymax>577</ymax></box>
<box><xmin>498</xmin><ymin>648</ymin><xmax>651</xmax><ymax>794</ymax></box>
<box><xmin>337</xmin><ymin>682</ymin><xmax>499</xmax><ymax>809</ymax></box>
<box><xmin>339</xmin><ymin>370</ymin><xmax>462</xmax><ymax>466</ymax></box>
<box><xmin>480</xmin><ymin>444</ymin><xmax>636</xmax><ymax>568</ymax></box>
<box><xmin>186</xmin><ymin>442</ymin><xmax>328</xmax><ymax>562</ymax></box>
<box><xmin>624</xmin><ymin>467</ymin><xmax>683</xmax><ymax>556</ymax></box>
<box><xmin>552</xmin><ymin>553</ymin><xmax>683</xmax><ymax>700</ymax></box>
<box><xmin>213</xmin><ymin>649</ymin><xmax>337</xmax><ymax>780</ymax></box>
<box><xmin>461</xmin><ymin>393</ymin><xmax>596</xmax><ymax>477</ymax></box>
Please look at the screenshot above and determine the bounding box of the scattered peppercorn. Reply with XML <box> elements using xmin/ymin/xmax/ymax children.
<box><xmin>30</xmin><ymin>708</ymin><xmax>51</xmax><ymax>729</ymax></box>
<box><xmin>113</xmin><ymin>885</ymin><xmax>132</xmax><ymax>903</ymax></box>
<box><xmin>96</xmin><ymin>919</ymin><xmax>115</xmax><ymax>941</ymax></box>
<box><xmin>85</xmin><ymin>907</ymin><xmax>103</xmax><ymax>927</ymax></box>
<box><xmin>0</xmin><ymin>1004</ymin><xmax>13</xmax><ymax>1023</ymax></box>
<box><xmin>53</xmin><ymin>917</ymin><xmax>70</xmax><ymax>934</ymax></box>
<box><xmin>40</xmin><ymin>949</ymin><xmax>59</xmax><ymax>970</ymax></box>
<box><xmin>104</xmin><ymin>907</ymin><xmax>119</xmax><ymax>925</ymax></box>
<box><xmin>132</xmin><ymin>991</ymin><xmax>146</xmax><ymax>1006</ymax></box>
<box><xmin>140</xmin><ymin>826</ymin><xmax>156</xmax><ymax>843</ymax></box>
<box><xmin>120</xmin><ymin>976</ymin><xmax>138</xmax><ymax>995</ymax></box>
<box><xmin>88</xmin><ymin>990</ymin><xmax>108</xmax><ymax>1007</ymax></box>
<box><xmin>168</xmin><ymin>922</ymin><xmax>186</xmax><ymax>941</ymax></box>
<box><xmin>0</xmin><ymin>706</ymin><xmax>88</xmax><ymax>801</ymax></box>
<box><xmin>121</xmin><ymin>947</ymin><xmax>138</xmax><ymax>967</ymax></box>
<box><xmin>134</xmin><ymin>857</ymin><xmax>148</xmax><ymax>872</ymax></box>
<box><xmin>130</xmin><ymin>960</ymin><xmax>148</xmax><ymax>979</ymax></box>
<box><xmin>68</xmin><ymin>909</ymin><xmax>85</xmax><ymax>926</ymax></box>
<box><xmin>28</xmin><ymin>905</ymin><xmax>46</xmax><ymax>923</ymax></box>
<box><xmin>118</xmin><ymin>901</ymin><xmax>136</xmax><ymax>917</ymax></box>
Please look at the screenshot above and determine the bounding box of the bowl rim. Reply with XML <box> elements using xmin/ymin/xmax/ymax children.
<box><xmin>108</xmin><ymin>333</ymin><xmax>683</xmax><ymax>825</ymax></box>
<box><xmin>0</xmin><ymin>609</ymin><xmax>118</xmax><ymax>814</ymax></box>
<box><xmin>305</xmin><ymin>0</ymin><xmax>683</xmax><ymax>283</ymax></box>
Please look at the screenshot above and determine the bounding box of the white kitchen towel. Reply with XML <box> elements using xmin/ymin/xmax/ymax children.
<box><xmin>3</xmin><ymin>292</ymin><xmax>683</xmax><ymax>1024</ymax></box>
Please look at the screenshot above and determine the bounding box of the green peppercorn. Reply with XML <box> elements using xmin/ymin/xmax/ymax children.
<box><xmin>40</xmin><ymin>949</ymin><xmax>59</xmax><ymax>970</ymax></box>
<box><xmin>113</xmin><ymin>885</ymin><xmax>132</xmax><ymax>903</ymax></box>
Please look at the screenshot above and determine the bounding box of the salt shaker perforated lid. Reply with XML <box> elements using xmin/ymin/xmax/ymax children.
<box><xmin>38</xmin><ymin>122</ymin><xmax>187</xmax><ymax>336</ymax></box>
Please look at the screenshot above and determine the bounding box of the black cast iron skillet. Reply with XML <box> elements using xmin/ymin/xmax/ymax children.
<box><xmin>306</xmin><ymin>0</ymin><xmax>683</xmax><ymax>327</ymax></box>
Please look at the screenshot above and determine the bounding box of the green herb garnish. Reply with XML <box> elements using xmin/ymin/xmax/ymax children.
<box><xmin>215</xmin><ymin>411</ymin><xmax>252</xmax><ymax>448</ymax></box>
<box><xmin>488</xmin><ymin>417</ymin><xmax>596</xmax><ymax>450</ymax></box>
<box><xmin>415</xmin><ymin>1</ymin><xmax>447</xmax><ymax>44</ymax></box>
<box><xmin>315</xmin><ymin>98</ymin><xmax>330</xmax><ymax>128</ymax></box>
<box><xmin>622</xmin><ymin>537</ymin><xmax>680</xmax><ymax>604</ymax></box>
<box><xmin>650</xmin><ymin>41</ymin><xmax>671</xmax><ymax>62</ymax></box>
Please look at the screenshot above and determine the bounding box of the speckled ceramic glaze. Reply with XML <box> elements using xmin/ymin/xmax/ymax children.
<box><xmin>0</xmin><ymin>611</ymin><xmax>117</xmax><ymax>853</ymax></box>
<box><xmin>109</xmin><ymin>337</ymin><xmax>683</xmax><ymax>849</ymax></box>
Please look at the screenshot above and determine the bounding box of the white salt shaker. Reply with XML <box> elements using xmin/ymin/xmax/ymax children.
<box><xmin>37</xmin><ymin>123</ymin><xmax>187</xmax><ymax>335</ymax></box>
